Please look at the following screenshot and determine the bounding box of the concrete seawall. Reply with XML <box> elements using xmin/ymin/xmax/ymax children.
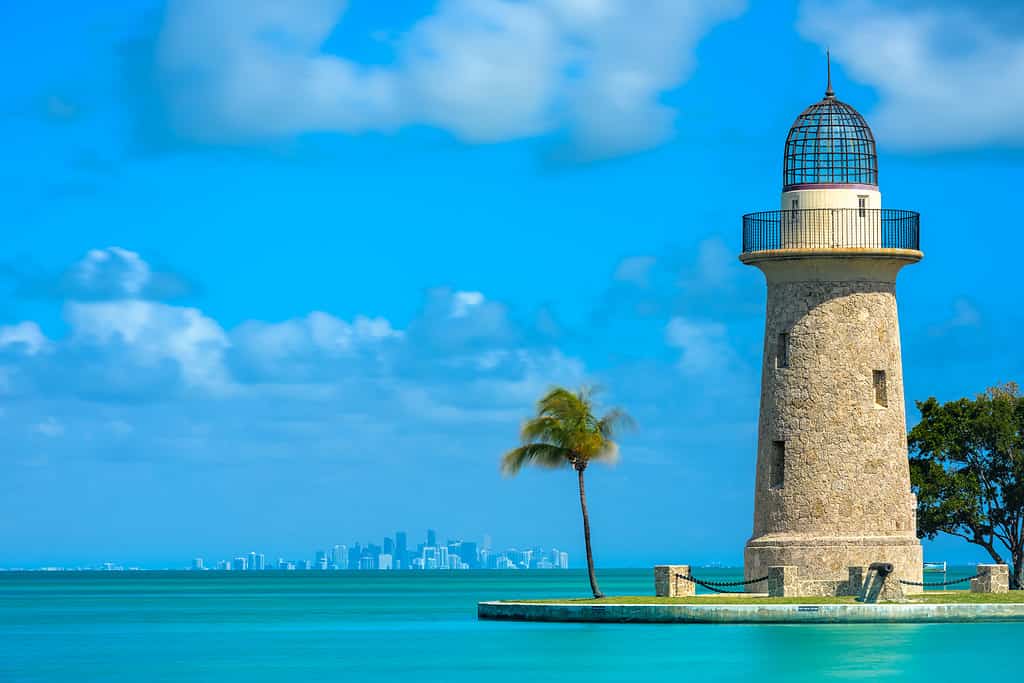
<box><xmin>479</xmin><ymin>601</ymin><xmax>1024</xmax><ymax>624</ymax></box>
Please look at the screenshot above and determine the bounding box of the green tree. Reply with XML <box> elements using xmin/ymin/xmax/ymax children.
<box><xmin>909</xmin><ymin>382</ymin><xmax>1024</xmax><ymax>589</ymax></box>
<box><xmin>501</xmin><ymin>387</ymin><xmax>633</xmax><ymax>598</ymax></box>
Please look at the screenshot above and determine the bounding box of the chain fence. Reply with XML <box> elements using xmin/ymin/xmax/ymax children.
<box><xmin>681</xmin><ymin>574</ymin><xmax>769</xmax><ymax>594</ymax></box>
<box><xmin>898</xmin><ymin>573</ymin><xmax>980</xmax><ymax>588</ymax></box>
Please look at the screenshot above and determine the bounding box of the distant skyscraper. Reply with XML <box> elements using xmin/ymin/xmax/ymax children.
<box><xmin>378</xmin><ymin>553</ymin><xmax>393</xmax><ymax>570</ymax></box>
<box><xmin>247</xmin><ymin>552</ymin><xmax>265</xmax><ymax>571</ymax></box>
<box><xmin>439</xmin><ymin>545</ymin><xmax>449</xmax><ymax>569</ymax></box>
<box><xmin>558</xmin><ymin>552</ymin><xmax>569</xmax><ymax>569</ymax></box>
<box><xmin>348</xmin><ymin>544</ymin><xmax>361</xmax><ymax>570</ymax></box>
<box><xmin>427</xmin><ymin>529</ymin><xmax>437</xmax><ymax>547</ymax></box>
<box><xmin>333</xmin><ymin>545</ymin><xmax>348</xmax><ymax>570</ymax></box>
<box><xmin>231</xmin><ymin>557</ymin><xmax>248</xmax><ymax>571</ymax></box>
<box><xmin>482</xmin><ymin>534</ymin><xmax>492</xmax><ymax>552</ymax></box>
<box><xmin>315</xmin><ymin>550</ymin><xmax>328</xmax><ymax>570</ymax></box>
<box><xmin>216</xmin><ymin>560</ymin><xmax>230</xmax><ymax>571</ymax></box>
<box><xmin>422</xmin><ymin>546</ymin><xmax>438</xmax><ymax>570</ymax></box>
<box><xmin>395</xmin><ymin>531</ymin><xmax>408</xmax><ymax>569</ymax></box>
<box><xmin>460</xmin><ymin>542</ymin><xmax>478</xmax><ymax>569</ymax></box>
<box><xmin>191</xmin><ymin>558</ymin><xmax>204</xmax><ymax>571</ymax></box>
<box><xmin>299</xmin><ymin>560</ymin><xmax>312</xmax><ymax>570</ymax></box>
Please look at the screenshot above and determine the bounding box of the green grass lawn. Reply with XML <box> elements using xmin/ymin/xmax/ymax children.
<box><xmin>502</xmin><ymin>590</ymin><xmax>1024</xmax><ymax>606</ymax></box>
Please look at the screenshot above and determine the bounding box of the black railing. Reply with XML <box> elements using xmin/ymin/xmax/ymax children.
<box><xmin>742</xmin><ymin>208</ymin><xmax>920</xmax><ymax>253</ymax></box>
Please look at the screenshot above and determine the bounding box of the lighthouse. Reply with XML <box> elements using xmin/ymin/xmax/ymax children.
<box><xmin>741</xmin><ymin>58</ymin><xmax>924</xmax><ymax>593</ymax></box>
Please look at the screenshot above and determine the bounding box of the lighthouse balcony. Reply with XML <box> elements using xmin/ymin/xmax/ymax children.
<box><xmin>741</xmin><ymin>208</ymin><xmax>919</xmax><ymax>255</ymax></box>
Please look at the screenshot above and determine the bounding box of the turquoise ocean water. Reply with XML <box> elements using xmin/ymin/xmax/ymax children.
<box><xmin>0</xmin><ymin>568</ymin><xmax>1018</xmax><ymax>682</ymax></box>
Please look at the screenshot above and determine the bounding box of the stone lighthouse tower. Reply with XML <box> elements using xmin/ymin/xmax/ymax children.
<box><xmin>741</xmin><ymin>60</ymin><xmax>924</xmax><ymax>592</ymax></box>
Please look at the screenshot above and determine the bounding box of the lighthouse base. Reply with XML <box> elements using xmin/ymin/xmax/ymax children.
<box><xmin>744</xmin><ymin>533</ymin><xmax>923</xmax><ymax>596</ymax></box>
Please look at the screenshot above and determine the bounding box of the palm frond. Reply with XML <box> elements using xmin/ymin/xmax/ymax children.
<box><xmin>596</xmin><ymin>408</ymin><xmax>636</xmax><ymax>440</ymax></box>
<box><xmin>590</xmin><ymin>441</ymin><xmax>620</xmax><ymax>465</ymax></box>
<box><xmin>537</xmin><ymin>387</ymin><xmax>584</xmax><ymax>421</ymax></box>
<box><xmin>520</xmin><ymin>415</ymin><xmax>567</xmax><ymax>446</ymax></box>
<box><xmin>501</xmin><ymin>443</ymin><xmax>573</xmax><ymax>476</ymax></box>
<box><xmin>501</xmin><ymin>384</ymin><xmax>634</xmax><ymax>472</ymax></box>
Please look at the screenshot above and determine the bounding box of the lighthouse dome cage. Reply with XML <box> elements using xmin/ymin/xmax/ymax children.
<box><xmin>782</xmin><ymin>97</ymin><xmax>878</xmax><ymax>190</ymax></box>
<box><xmin>741</xmin><ymin>58</ymin><xmax>921</xmax><ymax>256</ymax></box>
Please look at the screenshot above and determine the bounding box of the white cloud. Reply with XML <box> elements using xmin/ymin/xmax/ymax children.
<box><xmin>157</xmin><ymin>0</ymin><xmax>403</xmax><ymax>142</ymax></box>
<box><xmin>66</xmin><ymin>300</ymin><xmax>232</xmax><ymax>391</ymax></box>
<box><xmin>928</xmin><ymin>296</ymin><xmax>982</xmax><ymax>336</ymax></box>
<box><xmin>450</xmin><ymin>291</ymin><xmax>485</xmax><ymax>319</ymax></box>
<box><xmin>230</xmin><ymin>311</ymin><xmax>401</xmax><ymax>380</ymax></box>
<box><xmin>403</xmin><ymin>1</ymin><xmax>561</xmax><ymax>142</ymax></box>
<box><xmin>0</xmin><ymin>322</ymin><xmax>49</xmax><ymax>355</ymax></box>
<box><xmin>154</xmin><ymin>0</ymin><xmax>746</xmax><ymax>156</ymax></box>
<box><xmin>798</xmin><ymin>0</ymin><xmax>1024</xmax><ymax>149</ymax></box>
<box><xmin>410</xmin><ymin>288</ymin><xmax>514</xmax><ymax>349</ymax></box>
<box><xmin>614</xmin><ymin>256</ymin><xmax>656</xmax><ymax>286</ymax></box>
<box><xmin>948</xmin><ymin>298</ymin><xmax>981</xmax><ymax>328</ymax></box>
<box><xmin>69</xmin><ymin>247</ymin><xmax>152</xmax><ymax>298</ymax></box>
<box><xmin>399</xmin><ymin>347</ymin><xmax>586</xmax><ymax>422</ymax></box>
<box><xmin>665</xmin><ymin>316</ymin><xmax>729</xmax><ymax>375</ymax></box>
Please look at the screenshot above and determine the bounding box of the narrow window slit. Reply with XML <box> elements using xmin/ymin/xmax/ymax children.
<box><xmin>873</xmin><ymin>370</ymin><xmax>888</xmax><ymax>407</ymax></box>
<box><xmin>777</xmin><ymin>332</ymin><xmax>789</xmax><ymax>368</ymax></box>
<box><xmin>770</xmin><ymin>441</ymin><xmax>785</xmax><ymax>489</ymax></box>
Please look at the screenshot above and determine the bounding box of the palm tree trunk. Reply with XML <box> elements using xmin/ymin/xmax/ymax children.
<box><xmin>576</xmin><ymin>465</ymin><xmax>603</xmax><ymax>599</ymax></box>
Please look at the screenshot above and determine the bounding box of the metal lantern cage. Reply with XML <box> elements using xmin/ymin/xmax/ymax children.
<box><xmin>782</xmin><ymin>97</ymin><xmax>878</xmax><ymax>190</ymax></box>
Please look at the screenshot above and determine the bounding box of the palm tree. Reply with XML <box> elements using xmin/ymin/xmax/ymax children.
<box><xmin>501</xmin><ymin>386</ymin><xmax>633</xmax><ymax>599</ymax></box>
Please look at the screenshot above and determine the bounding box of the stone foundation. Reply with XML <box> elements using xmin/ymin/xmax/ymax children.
<box><xmin>746</xmin><ymin>534</ymin><xmax>922</xmax><ymax>594</ymax></box>
<box><xmin>767</xmin><ymin>563</ymin><xmax>905</xmax><ymax>601</ymax></box>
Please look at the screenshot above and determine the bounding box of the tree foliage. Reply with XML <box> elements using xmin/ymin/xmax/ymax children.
<box><xmin>909</xmin><ymin>382</ymin><xmax>1024</xmax><ymax>589</ymax></box>
<box><xmin>501</xmin><ymin>386</ymin><xmax>632</xmax><ymax>475</ymax></box>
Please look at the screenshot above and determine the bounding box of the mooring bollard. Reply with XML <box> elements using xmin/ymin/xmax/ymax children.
<box><xmin>654</xmin><ymin>565</ymin><xmax>694</xmax><ymax>597</ymax></box>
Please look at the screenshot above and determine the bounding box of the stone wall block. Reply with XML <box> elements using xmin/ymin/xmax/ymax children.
<box><xmin>970</xmin><ymin>564</ymin><xmax>1009</xmax><ymax>594</ymax></box>
<box><xmin>654</xmin><ymin>565</ymin><xmax>694</xmax><ymax>597</ymax></box>
<box><xmin>767</xmin><ymin>565</ymin><xmax>798</xmax><ymax>597</ymax></box>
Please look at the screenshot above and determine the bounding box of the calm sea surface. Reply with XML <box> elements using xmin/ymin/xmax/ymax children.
<box><xmin>0</xmin><ymin>568</ymin><xmax>1018</xmax><ymax>682</ymax></box>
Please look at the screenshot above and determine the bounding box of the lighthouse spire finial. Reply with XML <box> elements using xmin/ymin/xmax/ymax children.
<box><xmin>825</xmin><ymin>49</ymin><xmax>835</xmax><ymax>98</ymax></box>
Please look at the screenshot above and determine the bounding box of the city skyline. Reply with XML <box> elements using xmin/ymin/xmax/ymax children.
<box><xmin>1</xmin><ymin>529</ymin><xmax>571</xmax><ymax>571</ymax></box>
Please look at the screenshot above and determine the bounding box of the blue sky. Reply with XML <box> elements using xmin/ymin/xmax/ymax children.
<box><xmin>1</xmin><ymin>0</ymin><xmax>1022</xmax><ymax>568</ymax></box>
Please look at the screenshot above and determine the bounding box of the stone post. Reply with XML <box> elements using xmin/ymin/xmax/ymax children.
<box><xmin>767</xmin><ymin>565</ymin><xmax>798</xmax><ymax>597</ymax></box>
<box><xmin>654</xmin><ymin>565</ymin><xmax>694</xmax><ymax>597</ymax></box>
<box><xmin>970</xmin><ymin>565</ymin><xmax>1009</xmax><ymax>594</ymax></box>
